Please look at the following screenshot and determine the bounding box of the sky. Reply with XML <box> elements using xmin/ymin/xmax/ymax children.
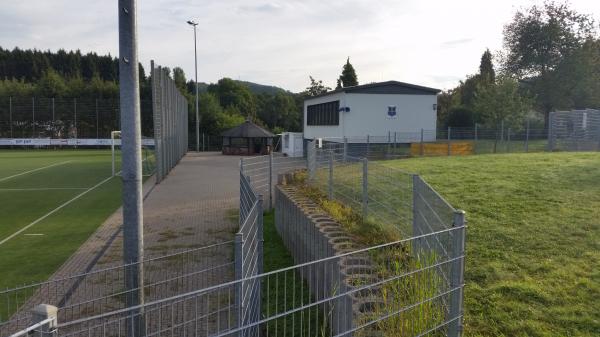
<box><xmin>1</xmin><ymin>0</ymin><xmax>599</xmax><ymax>92</ymax></box>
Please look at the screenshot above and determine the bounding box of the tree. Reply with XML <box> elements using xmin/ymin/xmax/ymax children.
<box><xmin>207</xmin><ymin>78</ymin><xmax>256</xmax><ymax>118</ymax></box>
<box><xmin>479</xmin><ymin>49</ymin><xmax>495</xmax><ymax>83</ymax></box>
<box><xmin>446</xmin><ymin>107</ymin><xmax>476</xmax><ymax>128</ymax></box>
<box><xmin>337</xmin><ymin>57</ymin><xmax>358</xmax><ymax>88</ymax></box>
<box><xmin>36</xmin><ymin>69</ymin><xmax>67</xmax><ymax>97</ymax></box>
<box><xmin>305</xmin><ymin>76</ymin><xmax>331</xmax><ymax>97</ymax></box>
<box><xmin>172</xmin><ymin>67</ymin><xmax>187</xmax><ymax>92</ymax></box>
<box><xmin>502</xmin><ymin>1</ymin><xmax>597</xmax><ymax>125</ymax></box>
<box><xmin>473</xmin><ymin>76</ymin><xmax>534</xmax><ymax>151</ymax></box>
<box><xmin>474</xmin><ymin>76</ymin><xmax>533</xmax><ymax>128</ymax></box>
<box><xmin>256</xmin><ymin>92</ymin><xmax>300</xmax><ymax>131</ymax></box>
<box><xmin>503</xmin><ymin>1</ymin><xmax>596</xmax><ymax>77</ymax></box>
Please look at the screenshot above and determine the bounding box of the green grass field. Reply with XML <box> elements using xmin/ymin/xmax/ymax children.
<box><xmin>384</xmin><ymin>152</ymin><xmax>600</xmax><ymax>337</ymax></box>
<box><xmin>0</xmin><ymin>149</ymin><xmax>153</xmax><ymax>290</ymax></box>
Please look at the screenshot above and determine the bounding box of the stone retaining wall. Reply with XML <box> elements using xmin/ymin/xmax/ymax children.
<box><xmin>275</xmin><ymin>173</ymin><xmax>382</xmax><ymax>337</ymax></box>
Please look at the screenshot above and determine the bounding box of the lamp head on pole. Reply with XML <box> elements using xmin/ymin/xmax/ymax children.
<box><xmin>187</xmin><ymin>20</ymin><xmax>198</xmax><ymax>26</ymax></box>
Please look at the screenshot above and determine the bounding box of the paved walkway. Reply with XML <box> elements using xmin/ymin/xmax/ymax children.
<box><xmin>5</xmin><ymin>152</ymin><xmax>242</xmax><ymax>334</ymax></box>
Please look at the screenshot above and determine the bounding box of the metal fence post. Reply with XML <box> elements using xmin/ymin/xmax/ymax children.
<box><xmin>548</xmin><ymin>112</ymin><xmax>555</xmax><ymax>151</ymax></box>
<box><xmin>500</xmin><ymin>120</ymin><xmax>504</xmax><ymax>142</ymax></box>
<box><xmin>507</xmin><ymin>128</ymin><xmax>511</xmax><ymax>153</ymax></box>
<box><xmin>412</xmin><ymin>174</ymin><xmax>421</xmax><ymax>248</ymax></box>
<box><xmin>343</xmin><ymin>137</ymin><xmax>348</xmax><ymax>162</ymax></box>
<box><xmin>32</xmin><ymin>97</ymin><xmax>35</xmax><ymax>138</ymax></box>
<box><xmin>268</xmin><ymin>152</ymin><xmax>273</xmax><ymax>210</ymax></box>
<box><xmin>449</xmin><ymin>210</ymin><xmax>466</xmax><ymax>337</ymax></box>
<box><xmin>420</xmin><ymin>128</ymin><xmax>424</xmax><ymax>156</ymax></box>
<box><xmin>9</xmin><ymin>97</ymin><xmax>13</xmax><ymax>138</ymax></box>
<box><xmin>474</xmin><ymin>123</ymin><xmax>478</xmax><ymax>154</ymax></box>
<box><xmin>366</xmin><ymin>134</ymin><xmax>370</xmax><ymax>158</ymax></box>
<box><xmin>394</xmin><ymin>131</ymin><xmax>397</xmax><ymax>150</ymax></box>
<box><xmin>234</xmin><ymin>233</ymin><xmax>244</xmax><ymax>333</ymax></box>
<box><xmin>96</xmin><ymin>98</ymin><xmax>99</xmax><ymax>139</ymax></box>
<box><xmin>447</xmin><ymin>126</ymin><xmax>451</xmax><ymax>156</ymax></box>
<box><xmin>257</xmin><ymin>196</ymin><xmax>264</xmax><ymax>276</ymax></box>
<box><xmin>51</xmin><ymin>97</ymin><xmax>55</xmax><ymax>138</ymax></box>
<box><xmin>525</xmin><ymin>119</ymin><xmax>530</xmax><ymax>152</ymax></box>
<box><xmin>328</xmin><ymin>151</ymin><xmax>334</xmax><ymax>200</ymax></box>
<box><xmin>74</xmin><ymin>98</ymin><xmax>77</xmax><ymax>142</ymax></box>
<box><xmin>387</xmin><ymin>131</ymin><xmax>391</xmax><ymax>159</ymax></box>
<box><xmin>362</xmin><ymin>158</ymin><xmax>368</xmax><ymax>217</ymax></box>
<box><xmin>119</xmin><ymin>2</ymin><xmax>145</xmax><ymax>337</ymax></box>
<box><xmin>30</xmin><ymin>304</ymin><xmax>58</xmax><ymax>337</ymax></box>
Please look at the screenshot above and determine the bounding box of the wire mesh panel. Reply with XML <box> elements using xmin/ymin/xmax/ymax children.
<box><xmin>309</xmin><ymin>145</ymin><xmax>415</xmax><ymax>238</ymax></box>
<box><xmin>0</xmin><ymin>242</ymin><xmax>234</xmax><ymax>337</ymax></box>
<box><xmin>50</xmin><ymin>228</ymin><xmax>465</xmax><ymax>337</ymax></box>
<box><xmin>0</xmin><ymin>97</ymin><xmax>155</xmax><ymax>143</ymax></box>
<box><xmin>236</xmin><ymin>172</ymin><xmax>263</xmax><ymax>337</ymax></box>
<box><xmin>151</xmin><ymin>61</ymin><xmax>189</xmax><ymax>183</ymax></box>
<box><xmin>549</xmin><ymin>109</ymin><xmax>600</xmax><ymax>151</ymax></box>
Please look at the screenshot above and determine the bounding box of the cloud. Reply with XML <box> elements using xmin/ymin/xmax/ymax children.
<box><xmin>237</xmin><ymin>3</ymin><xmax>284</xmax><ymax>14</ymax></box>
<box><xmin>441</xmin><ymin>38</ymin><xmax>475</xmax><ymax>48</ymax></box>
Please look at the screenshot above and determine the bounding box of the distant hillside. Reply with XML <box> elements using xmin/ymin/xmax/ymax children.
<box><xmin>196</xmin><ymin>80</ymin><xmax>287</xmax><ymax>95</ymax></box>
<box><xmin>236</xmin><ymin>81</ymin><xmax>287</xmax><ymax>95</ymax></box>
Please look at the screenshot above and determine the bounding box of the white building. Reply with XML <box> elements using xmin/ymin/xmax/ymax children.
<box><xmin>303</xmin><ymin>81</ymin><xmax>440</xmax><ymax>142</ymax></box>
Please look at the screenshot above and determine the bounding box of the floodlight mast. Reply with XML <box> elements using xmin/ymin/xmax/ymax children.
<box><xmin>187</xmin><ymin>20</ymin><xmax>200</xmax><ymax>152</ymax></box>
<box><xmin>118</xmin><ymin>0</ymin><xmax>145</xmax><ymax>336</ymax></box>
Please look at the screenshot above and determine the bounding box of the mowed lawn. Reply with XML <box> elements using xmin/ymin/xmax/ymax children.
<box><xmin>385</xmin><ymin>153</ymin><xmax>600</xmax><ymax>337</ymax></box>
<box><xmin>0</xmin><ymin>150</ymin><xmax>124</xmax><ymax>290</ymax></box>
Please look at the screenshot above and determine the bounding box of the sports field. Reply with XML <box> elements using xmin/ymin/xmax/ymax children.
<box><xmin>386</xmin><ymin>152</ymin><xmax>600</xmax><ymax>337</ymax></box>
<box><xmin>0</xmin><ymin>149</ymin><xmax>153</xmax><ymax>290</ymax></box>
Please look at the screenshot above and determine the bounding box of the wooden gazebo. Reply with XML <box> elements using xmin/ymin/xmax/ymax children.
<box><xmin>221</xmin><ymin>120</ymin><xmax>275</xmax><ymax>155</ymax></box>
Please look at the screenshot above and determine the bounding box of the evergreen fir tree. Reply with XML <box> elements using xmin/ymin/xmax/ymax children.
<box><xmin>337</xmin><ymin>57</ymin><xmax>358</xmax><ymax>88</ymax></box>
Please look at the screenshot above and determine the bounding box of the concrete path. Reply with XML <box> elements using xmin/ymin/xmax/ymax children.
<box><xmin>4</xmin><ymin>152</ymin><xmax>242</xmax><ymax>335</ymax></box>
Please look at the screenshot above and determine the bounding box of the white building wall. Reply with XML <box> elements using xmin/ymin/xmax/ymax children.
<box><xmin>304</xmin><ymin>92</ymin><xmax>437</xmax><ymax>142</ymax></box>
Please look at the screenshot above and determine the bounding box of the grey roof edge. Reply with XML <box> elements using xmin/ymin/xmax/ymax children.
<box><xmin>304</xmin><ymin>80</ymin><xmax>441</xmax><ymax>100</ymax></box>
<box><xmin>221</xmin><ymin>119</ymin><xmax>275</xmax><ymax>138</ymax></box>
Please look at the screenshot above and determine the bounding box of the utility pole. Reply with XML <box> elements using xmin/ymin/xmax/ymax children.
<box><xmin>187</xmin><ymin>20</ymin><xmax>200</xmax><ymax>152</ymax></box>
<box><xmin>118</xmin><ymin>0</ymin><xmax>144</xmax><ymax>336</ymax></box>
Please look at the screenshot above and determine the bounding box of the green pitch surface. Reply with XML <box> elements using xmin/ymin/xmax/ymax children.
<box><xmin>0</xmin><ymin>149</ymin><xmax>153</xmax><ymax>290</ymax></box>
<box><xmin>385</xmin><ymin>152</ymin><xmax>600</xmax><ymax>337</ymax></box>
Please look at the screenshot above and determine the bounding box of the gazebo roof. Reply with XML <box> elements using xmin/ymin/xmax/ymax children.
<box><xmin>221</xmin><ymin>119</ymin><xmax>275</xmax><ymax>138</ymax></box>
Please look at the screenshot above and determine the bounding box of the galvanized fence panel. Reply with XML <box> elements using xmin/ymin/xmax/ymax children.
<box><xmin>310</xmin><ymin>145</ymin><xmax>415</xmax><ymax>238</ymax></box>
<box><xmin>549</xmin><ymin>109</ymin><xmax>600</xmax><ymax>152</ymax></box>
<box><xmin>0</xmin><ymin>97</ymin><xmax>154</xmax><ymax>141</ymax></box>
<box><xmin>241</xmin><ymin>154</ymin><xmax>307</xmax><ymax>211</ymax></box>
<box><xmin>0</xmin><ymin>242</ymin><xmax>234</xmax><ymax>337</ymax></box>
<box><xmin>45</xmin><ymin>228</ymin><xmax>465</xmax><ymax>337</ymax></box>
<box><xmin>150</xmin><ymin>61</ymin><xmax>189</xmax><ymax>183</ymax></box>
<box><xmin>307</xmin><ymin>114</ymin><xmax>600</xmax><ymax>158</ymax></box>
<box><xmin>236</xmin><ymin>172</ymin><xmax>263</xmax><ymax>337</ymax></box>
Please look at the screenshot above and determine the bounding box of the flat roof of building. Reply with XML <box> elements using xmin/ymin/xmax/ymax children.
<box><xmin>306</xmin><ymin>80</ymin><xmax>441</xmax><ymax>100</ymax></box>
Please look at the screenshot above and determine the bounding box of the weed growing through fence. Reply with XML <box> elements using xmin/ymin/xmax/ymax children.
<box><xmin>367</xmin><ymin>247</ymin><xmax>446</xmax><ymax>337</ymax></box>
<box><xmin>289</xmin><ymin>171</ymin><xmax>399</xmax><ymax>245</ymax></box>
<box><xmin>283</xmin><ymin>171</ymin><xmax>450</xmax><ymax>336</ymax></box>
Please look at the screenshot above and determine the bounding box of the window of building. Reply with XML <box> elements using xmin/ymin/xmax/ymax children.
<box><xmin>307</xmin><ymin>100</ymin><xmax>340</xmax><ymax>126</ymax></box>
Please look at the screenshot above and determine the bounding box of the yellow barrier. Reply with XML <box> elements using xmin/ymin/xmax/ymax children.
<box><xmin>410</xmin><ymin>141</ymin><xmax>474</xmax><ymax>156</ymax></box>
